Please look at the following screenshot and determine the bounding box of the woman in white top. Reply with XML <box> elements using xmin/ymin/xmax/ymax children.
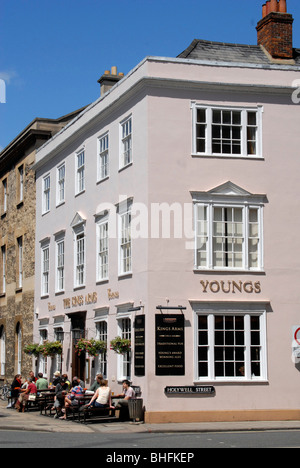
<box><xmin>87</xmin><ymin>379</ymin><xmax>113</xmax><ymax>409</ymax></box>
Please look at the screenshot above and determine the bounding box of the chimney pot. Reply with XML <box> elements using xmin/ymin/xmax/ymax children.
<box><xmin>278</xmin><ymin>0</ymin><xmax>287</xmax><ymax>13</ymax></box>
<box><xmin>270</xmin><ymin>0</ymin><xmax>278</xmax><ymax>12</ymax></box>
<box><xmin>262</xmin><ymin>4</ymin><xmax>267</xmax><ymax>18</ymax></box>
<box><xmin>111</xmin><ymin>66</ymin><xmax>118</xmax><ymax>75</ymax></box>
<box><xmin>266</xmin><ymin>0</ymin><xmax>271</xmax><ymax>14</ymax></box>
<box><xmin>98</xmin><ymin>66</ymin><xmax>124</xmax><ymax>96</ymax></box>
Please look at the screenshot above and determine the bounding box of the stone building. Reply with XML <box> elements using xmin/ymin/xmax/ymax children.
<box><xmin>0</xmin><ymin>109</ymin><xmax>86</xmax><ymax>384</ymax></box>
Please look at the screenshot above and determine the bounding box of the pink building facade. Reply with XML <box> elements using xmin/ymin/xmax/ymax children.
<box><xmin>33</xmin><ymin>3</ymin><xmax>300</xmax><ymax>423</ymax></box>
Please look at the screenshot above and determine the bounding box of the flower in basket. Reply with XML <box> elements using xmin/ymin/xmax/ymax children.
<box><xmin>42</xmin><ymin>341</ymin><xmax>63</xmax><ymax>357</ymax></box>
<box><xmin>23</xmin><ymin>343</ymin><xmax>41</xmax><ymax>358</ymax></box>
<box><xmin>75</xmin><ymin>338</ymin><xmax>107</xmax><ymax>357</ymax></box>
<box><xmin>110</xmin><ymin>336</ymin><xmax>131</xmax><ymax>355</ymax></box>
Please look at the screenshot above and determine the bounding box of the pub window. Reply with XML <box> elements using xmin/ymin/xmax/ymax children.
<box><xmin>75</xmin><ymin>231</ymin><xmax>85</xmax><ymax>287</ymax></box>
<box><xmin>98</xmin><ymin>133</ymin><xmax>109</xmax><ymax>181</ymax></box>
<box><xmin>97</xmin><ymin>220</ymin><xmax>109</xmax><ymax>281</ymax></box>
<box><xmin>195</xmin><ymin>310</ymin><xmax>267</xmax><ymax>382</ymax></box>
<box><xmin>95</xmin><ymin>321</ymin><xmax>108</xmax><ymax>378</ymax></box>
<box><xmin>118</xmin><ymin>317</ymin><xmax>131</xmax><ymax>381</ymax></box>
<box><xmin>57</xmin><ymin>163</ymin><xmax>65</xmax><ymax>206</ymax></box>
<box><xmin>120</xmin><ymin>116</ymin><xmax>132</xmax><ymax>169</ymax></box>
<box><xmin>76</xmin><ymin>150</ymin><xmax>85</xmax><ymax>195</ymax></box>
<box><xmin>119</xmin><ymin>209</ymin><xmax>132</xmax><ymax>275</ymax></box>
<box><xmin>192</xmin><ymin>104</ymin><xmax>263</xmax><ymax>158</ymax></box>
<box><xmin>195</xmin><ymin>202</ymin><xmax>263</xmax><ymax>271</ymax></box>
<box><xmin>41</xmin><ymin>245</ymin><xmax>50</xmax><ymax>296</ymax></box>
<box><xmin>43</xmin><ymin>174</ymin><xmax>50</xmax><ymax>214</ymax></box>
<box><xmin>56</xmin><ymin>239</ymin><xmax>65</xmax><ymax>292</ymax></box>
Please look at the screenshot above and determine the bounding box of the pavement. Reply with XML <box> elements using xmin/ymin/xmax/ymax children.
<box><xmin>1</xmin><ymin>400</ymin><xmax>300</xmax><ymax>434</ymax></box>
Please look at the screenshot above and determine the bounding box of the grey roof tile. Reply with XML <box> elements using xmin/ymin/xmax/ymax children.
<box><xmin>177</xmin><ymin>39</ymin><xmax>300</xmax><ymax>66</ymax></box>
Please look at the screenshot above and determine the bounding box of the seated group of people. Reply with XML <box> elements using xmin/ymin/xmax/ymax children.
<box><xmin>10</xmin><ymin>371</ymin><xmax>136</xmax><ymax>419</ymax></box>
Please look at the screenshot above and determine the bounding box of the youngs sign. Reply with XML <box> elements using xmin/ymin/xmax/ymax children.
<box><xmin>200</xmin><ymin>280</ymin><xmax>261</xmax><ymax>294</ymax></box>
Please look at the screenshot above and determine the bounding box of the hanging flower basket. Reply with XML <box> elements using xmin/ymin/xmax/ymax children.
<box><xmin>42</xmin><ymin>341</ymin><xmax>63</xmax><ymax>357</ymax></box>
<box><xmin>110</xmin><ymin>336</ymin><xmax>131</xmax><ymax>355</ymax></box>
<box><xmin>75</xmin><ymin>338</ymin><xmax>107</xmax><ymax>357</ymax></box>
<box><xmin>23</xmin><ymin>343</ymin><xmax>41</xmax><ymax>358</ymax></box>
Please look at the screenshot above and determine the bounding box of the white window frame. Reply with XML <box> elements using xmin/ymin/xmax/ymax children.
<box><xmin>74</xmin><ymin>228</ymin><xmax>85</xmax><ymax>288</ymax></box>
<box><xmin>120</xmin><ymin>116</ymin><xmax>132</xmax><ymax>169</ymax></box>
<box><xmin>43</xmin><ymin>174</ymin><xmax>50</xmax><ymax>214</ymax></box>
<box><xmin>95</xmin><ymin>319</ymin><xmax>108</xmax><ymax>379</ymax></box>
<box><xmin>56</xmin><ymin>238</ymin><xmax>65</xmax><ymax>293</ymax></box>
<box><xmin>41</xmin><ymin>245</ymin><xmax>50</xmax><ymax>296</ymax></box>
<box><xmin>117</xmin><ymin>314</ymin><xmax>132</xmax><ymax>381</ymax></box>
<box><xmin>98</xmin><ymin>132</ymin><xmax>109</xmax><ymax>181</ymax></box>
<box><xmin>118</xmin><ymin>204</ymin><xmax>132</xmax><ymax>276</ymax></box>
<box><xmin>193</xmin><ymin>189</ymin><xmax>264</xmax><ymax>272</ymax></box>
<box><xmin>193</xmin><ymin>304</ymin><xmax>268</xmax><ymax>383</ymax></box>
<box><xmin>96</xmin><ymin>219</ymin><xmax>109</xmax><ymax>282</ymax></box>
<box><xmin>192</xmin><ymin>103</ymin><xmax>263</xmax><ymax>159</ymax></box>
<box><xmin>76</xmin><ymin>150</ymin><xmax>85</xmax><ymax>195</ymax></box>
<box><xmin>57</xmin><ymin>163</ymin><xmax>65</xmax><ymax>206</ymax></box>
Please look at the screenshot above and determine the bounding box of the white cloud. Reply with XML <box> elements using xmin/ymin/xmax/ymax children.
<box><xmin>0</xmin><ymin>70</ymin><xmax>17</xmax><ymax>85</ymax></box>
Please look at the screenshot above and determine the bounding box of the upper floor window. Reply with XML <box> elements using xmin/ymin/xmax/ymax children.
<box><xmin>76</xmin><ymin>150</ymin><xmax>85</xmax><ymax>194</ymax></box>
<box><xmin>57</xmin><ymin>163</ymin><xmax>65</xmax><ymax>205</ymax></box>
<box><xmin>1</xmin><ymin>178</ymin><xmax>7</xmax><ymax>214</ymax></box>
<box><xmin>98</xmin><ymin>133</ymin><xmax>109</xmax><ymax>181</ymax></box>
<box><xmin>75</xmin><ymin>232</ymin><xmax>85</xmax><ymax>287</ymax></box>
<box><xmin>17</xmin><ymin>236</ymin><xmax>23</xmax><ymax>289</ymax></box>
<box><xmin>97</xmin><ymin>220</ymin><xmax>109</xmax><ymax>281</ymax></box>
<box><xmin>193</xmin><ymin>182</ymin><xmax>265</xmax><ymax>272</ymax></box>
<box><xmin>43</xmin><ymin>174</ymin><xmax>50</xmax><ymax>214</ymax></box>
<box><xmin>119</xmin><ymin>208</ymin><xmax>132</xmax><ymax>275</ymax></box>
<box><xmin>56</xmin><ymin>239</ymin><xmax>65</xmax><ymax>293</ymax></box>
<box><xmin>0</xmin><ymin>245</ymin><xmax>6</xmax><ymax>294</ymax></box>
<box><xmin>42</xmin><ymin>245</ymin><xmax>50</xmax><ymax>296</ymax></box>
<box><xmin>192</xmin><ymin>104</ymin><xmax>263</xmax><ymax>158</ymax></box>
<box><xmin>17</xmin><ymin>165</ymin><xmax>24</xmax><ymax>203</ymax></box>
<box><xmin>120</xmin><ymin>117</ymin><xmax>132</xmax><ymax>168</ymax></box>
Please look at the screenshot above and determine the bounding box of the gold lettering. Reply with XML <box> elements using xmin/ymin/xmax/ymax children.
<box><xmin>243</xmin><ymin>282</ymin><xmax>254</xmax><ymax>294</ymax></box>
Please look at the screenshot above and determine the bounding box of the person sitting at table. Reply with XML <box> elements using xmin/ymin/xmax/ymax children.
<box><xmin>114</xmin><ymin>380</ymin><xmax>136</xmax><ymax>409</ymax></box>
<box><xmin>59</xmin><ymin>380</ymin><xmax>85</xmax><ymax>420</ymax></box>
<box><xmin>15</xmin><ymin>377</ymin><xmax>37</xmax><ymax>412</ymax></box>
<box><xmin>53</xmin><ymin>377</ymin><xmax>68</xmax><ymax>417</ymax></box>
<box><xmin>87</xmin><ymin>379</ymin><xmax>114</xmax><ymax>409</ymax></box>
<box><xmin>36</xmin><ymin>373</ymin><xmax>49</xmax><ymax>392</ymax></box>
<box><xmin>89</xmin><ymin>374</ymin><xmax>104</xmax><ymax>392</ymax></box>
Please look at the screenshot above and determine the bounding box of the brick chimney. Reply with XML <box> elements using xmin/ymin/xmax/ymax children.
<box><xmin>257</xmin><ymin>0</ymin><xmax>294</xmax><ymax>60</ymax></box>
<box><xmin>98</xmin><ymin>66</ymin><xmax>124</xmax><ymax>96</ymax></box>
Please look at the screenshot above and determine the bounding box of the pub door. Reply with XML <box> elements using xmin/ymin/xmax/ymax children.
<box><xmin>70</xmin><ymin>312</ymin><xmax>86</xmax><ymax>382</ymax></box>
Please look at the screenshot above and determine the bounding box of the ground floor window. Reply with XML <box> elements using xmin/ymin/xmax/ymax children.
<box><xmin>194</xmin><ymin>305</ymin><xmax>267</xmax><ymax>382</ymax></box>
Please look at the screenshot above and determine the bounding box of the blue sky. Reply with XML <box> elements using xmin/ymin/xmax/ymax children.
<box><xmin>1</xmin><ymin>0</ymin><xmax>300</xmax><ymax>151</ymax></box>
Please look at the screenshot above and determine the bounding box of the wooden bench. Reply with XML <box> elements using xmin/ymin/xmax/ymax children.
<box><xmin>78</xmin><ymin>405</ymin><xmax>117</xmax><ymax>424</ymax></box>
<box><xmin>38</xmin><ymin>393</ymin><xmax>56</xmax><ymax>415</ymax></box>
